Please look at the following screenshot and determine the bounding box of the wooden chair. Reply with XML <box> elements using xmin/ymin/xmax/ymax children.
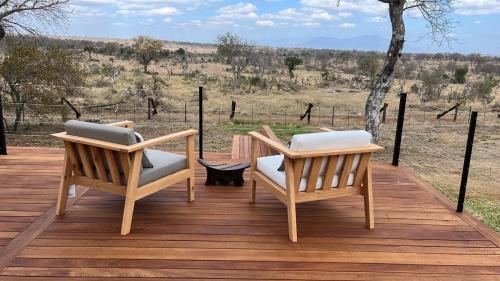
<box><xmin>249</xmin><ymin>128</ymin><xmax>383</xmax><ymax>242</ymax></box>
<box><xmin>51</xmin><ymin>120</ymin><xmax>197</xmax><ymax>235</ymax></box>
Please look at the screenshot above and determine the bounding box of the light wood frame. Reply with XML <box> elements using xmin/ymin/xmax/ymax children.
<box><xmin>52</xmin><ymin>121</ymin><xmax>197</xmax><ymax>235</ymax></box>
<box><xmin>249</xmin><ymin>128</ymin><xmax>383</xmax><ymax>242</ymax></box>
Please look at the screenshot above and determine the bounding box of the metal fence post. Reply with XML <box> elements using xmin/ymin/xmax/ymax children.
<box><xmin>0</xmin><ymin>93</ymin><xmax>7</xmax><ymax>155</ymax></box>
<box><xmin>392</xmin><ymin>92</ymin><xmax>407</xmax><ymax>166</ymax></box>
<box><xmin>457</xmin><ymin>111</ymin><xmax>477</xmax><ymax>213</ymax></box>
<box><xmin>198</xmin><ymin>86</ymin><xmax>203</xmax><ymax>160</ymax></box>
<box><xmin>148</xmin><ymin>99</ymin><xmax>151</xmax><ymax>120</ymax></box>
<box><xmin>331</xmin><ymin>106</ymin><xmax>335</xmax><ymax>126</ymax></box>
<box><xmin>318</xmin><ymin>105</ymin><xmax>321</xmax><ymax>126</ymax></box>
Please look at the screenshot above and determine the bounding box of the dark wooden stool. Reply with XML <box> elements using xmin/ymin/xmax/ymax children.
<box><xmin>198</xmin><ymin>159</ymin><xmax>250</xmax><ymax>187</ymax></box>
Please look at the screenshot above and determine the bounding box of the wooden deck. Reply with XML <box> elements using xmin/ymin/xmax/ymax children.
<box><xmin>231</xmin><ymin>135</ymin><xmax>251</xmax><ymax>161</ymax></box>
<box><xmin>0</xmin><ymin>147</ymin><xmax>499</xmax><ymax>280</ymax></box>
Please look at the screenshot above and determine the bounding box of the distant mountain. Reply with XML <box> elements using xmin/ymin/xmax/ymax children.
<box><xmin>299</xmin><ymin>35</ymin><xmax>389</xmax><ymax>51</ymax></box>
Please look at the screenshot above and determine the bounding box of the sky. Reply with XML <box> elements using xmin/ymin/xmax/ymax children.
<box><xmin>55</xmin><ymin>0</ymin><xmax>500</xmax><ymax>55</ymax></box>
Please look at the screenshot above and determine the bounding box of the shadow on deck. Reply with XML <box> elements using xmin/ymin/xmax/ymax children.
<box><xmin>0</xmin><ymin>147</ymin><xmax>499</xmax><ymax>280</ymax></box>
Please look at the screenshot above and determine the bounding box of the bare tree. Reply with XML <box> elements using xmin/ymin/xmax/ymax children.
<box><xmin>216</xmin><ymin>32</ymin><xmax>254</xmax><ymax>87</ymax></box>
<box><xmin>0</xmin><ymin>0</ymin><xmax>68</xmax><ymax>41</ymax></box>
<box><xmin>340</xmin><ymin>0</ymin><xmax>455</xmax><ymax>142</ymax></box>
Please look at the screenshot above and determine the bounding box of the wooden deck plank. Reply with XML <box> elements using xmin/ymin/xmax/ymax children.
<box><xmin>0</xmin><ymin>147</ymin><xmax>499</xmax><ymax>280</ymax></box>
<box><xmin>231</xmin><ymin>135</ymin><xmax>240</xmax><ymax>160</ymax></box>
<box><xmin>231</xmin><ymin>135</ymin><xmax>252</xmax><ymax>161</ymax></box>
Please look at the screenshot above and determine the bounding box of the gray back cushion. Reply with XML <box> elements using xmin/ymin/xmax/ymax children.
<box><xmin>65</xmin><ymin>120</ymin><xmax>137</xmax><ymax>145</ymax></box>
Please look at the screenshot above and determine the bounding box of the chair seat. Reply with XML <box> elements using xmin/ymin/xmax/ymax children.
<box><xmin>139</xmin><ymin>150</ymin><xmax>187</xmax><ymax>186</ymax></box>
<box><xmin>256</xmin><ymin>155</ymin><xmax>354</xmax><ymax>192</ymax></box>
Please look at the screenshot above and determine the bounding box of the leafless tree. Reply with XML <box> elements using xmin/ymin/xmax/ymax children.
<box><xmin>0</xmin><ymin>0</ymin><xmax>69</xmax><ymax>41</ymax></box>
<box><xmin>216</xmin><ymin>32</ymin><xmax>254</xmax><ymax>88</ymax></box>
<box><xmin>340</xmin><ymin>0</ymin><xmax>455</xmax><ymax>142</ymax></box>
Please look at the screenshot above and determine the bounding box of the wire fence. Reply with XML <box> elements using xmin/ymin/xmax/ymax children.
<box><xmin>3</xmin><ymin>100</ymin><xmax>499</xmax><ymax>130</ymax></box>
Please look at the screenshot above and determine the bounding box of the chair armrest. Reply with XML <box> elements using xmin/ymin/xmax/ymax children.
<box><xmin>249</xmin><ymin>131</ymin><xmax>295</xmax><ymax>158</ymax></box>
<box><xmin>126</xmin><ymin>129</ymin><xmax>197</xmax><ymax>152</ymax></box>
<box><xmin>108</xmin><ymin>120</ymin><xmax>134</xmax><ymax>129</ymax></box>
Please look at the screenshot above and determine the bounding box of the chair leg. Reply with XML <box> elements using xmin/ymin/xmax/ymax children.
<box><xmin>249</xmin><ymin>180</ymin><xmax>257</xmax><ymax>203</ymax></box>
<box><xmin>187</xmin><ymin>176</ymin><xmax>195</xmax><ymax>202</ymax></box>
<box><xmin>56</xmin><ymin>182</ymin><xmax>70</xmax><ymax>216</ymax></box>
<box><xmin>287</xmin><ymin>203</ymin><xmax>298</xmax><ymax>242</ymax></box>
<box><xmin>364</xmin><ymin>188</ymin><xmax>374</xmax><ymax>229</ymax></box>
<box><xmin>56</xmin><ymin>155</ymin><xmax>72</xmax><ymax>216</ymax></box>
<box><xmin>121</xmin><ymin>199</ymin><xmax>136</xmax><ymax>235</ymax></box>
<box><xmin>363</xmin><ymin>165</ymin><xmax>375</xmax><ymax>229</ymax></box>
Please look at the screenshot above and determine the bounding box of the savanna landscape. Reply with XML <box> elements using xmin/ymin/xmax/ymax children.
<box><xmin>1</xmin><ymin>33</ymin><xmax>499</xmax><ymax>230</ymax></box>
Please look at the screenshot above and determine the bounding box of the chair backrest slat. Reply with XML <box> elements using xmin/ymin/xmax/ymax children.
<box><xmin>293</xmin><ymin>158</ymin><xmax>306</xmax><ymax>193</ymax></box>
<box><xmin>353</xmin><ymin>153</ymin><xmax>371</xmax><ymax>187</ymax></box>
<box><xmin>64</xmin><ymin>142</ymin><xmax>83</xmax><ymax>176</ymax></box>
<box><xmin>337</xmin><ymin>154</ymin><xmax>354</xmax><ymax>189</ymax></box>
<box><xmin>261</xmin><ymin>125</ymin><xmax>280</xmax><ymax>156</ymax></box>
<box><xmin>76</xmin><ymin>143</ymin><xmax>95</xmax><ymax>179</ymax></box>
<box><xmin>305</xmin><ymin>157</ymin><xmax>323</xmax><ymax>193</ymax></box>
<box><xmin>89</xmin><ymin>146</ymin><xmax>107</xmax><ymax>181</ymax></box>
<box><xmin>104</xmin><ymin>149</ymin><xmax>122</xmax><ymax>185</ymax></box>
<box><xmin>119</xmin><ymin>152</ymin><xmax>131</xmax><ymax>183</ymax></box>
<box><xmin>322</xmin><ymin>155</ymin><xmax>339</xmax><ymax>190</ymax></box>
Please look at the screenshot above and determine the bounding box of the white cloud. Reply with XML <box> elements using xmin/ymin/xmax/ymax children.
<box><xmin>150</xmin><ymin>7</ymin><xmax>183</xmax><ymax>16</ymax></box>
<box><xmin>338</xmin><ymin>12</ymin><xmax>352</xmax><ymax>17</ymax></box>
<box><xmin>112</xmin><ymin>22</ymin><xmax>131</xmax><ymax>26</ymax></box>
<box><xmin>73</xmin><ymin>0</ymin><xmax>218</xmax><ymax>18</ymax></box>
<box><xmin>337</xmin><ymin>22</ymin><xmax>356</xmax><ymax>29</ymax></box>
<box><xmin>256</xmin><ymin>20</ymin><xmax>275</xmax><ymax>27</ymax></box>
<box><xmin>207</xmin><ymin>19</ymin><xmax>235</xmax><ymax>25</ymax></box>
<box><xmin>311</xmin><ymin>11</ymin><xmax>338</xmax><ymax>20</ymax></box>
<box><xmin>164</xmin><ymin>17</ymin><xmax>173</xmax><ymax>23</ymax></box>
<box><xmin>366</xmin><ymin>16</ymin><xmax>386</xmax><ymax>23</ymax></box>
<box><xmin>262</xmin><ymin>8</ymin><xmax>302</xmax><ymax>20</ymax></box>
<box><xmin>215</xmin><ymin>2</ymin><xmax>258</xmax><ymax>19</ymax></box>
<box><xmin>263</xmin><ymin>7</ymin><xmax>337</xmax><ymax>21</ymax></box>
<box><xmin>474</xmin><ymin>20</ymin><xmax>481</xmax><ymax>24</ymax></box>
<box><xmin>70</xmin><ymin>5</ymin><xmax>106</xmax><ymax>17</ymax></box>
<box><xmin>454</xmin><ymin>0</ymin><xmax>500</xmax><ymax>15</ymax></box>
<box><xmin>218</xmin><ymin>2</ymin><xmax>256</xmax><ymax>14</ymax></box>
<box><xmin>300</xmin><ymin>0</ymin><xmax>387</xmax><ymax>15</ymax></box>
<box><xmin>298</xmin><ymin>22</ymin><xmax>321</xmax><ymax>27</ymax></box>
<box><xmin>117</xmin><ymin>6</ymin><xmax>182</xmax><ymax>16</ymax></box>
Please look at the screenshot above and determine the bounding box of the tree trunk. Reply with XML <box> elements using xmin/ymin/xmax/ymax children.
<box><xmin>13</xmin><ymin>104</ymin><xmax>23</xmax><ymax>132</ymax></box>
<box><xmin>6</xmin><ymin>82</ymin><xmax>23</xmax><ymax>132</ymax></box>
<box><xmin>365</xmin><ymin>0</ymin><xmax>405</xmax><ymax>143</ymax></box>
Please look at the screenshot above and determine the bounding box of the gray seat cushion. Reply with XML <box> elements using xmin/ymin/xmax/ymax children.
<box><xmin>138</xmin><ymin>150</ymin><xmax>187</xmax><ymax>186</ymax></box>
